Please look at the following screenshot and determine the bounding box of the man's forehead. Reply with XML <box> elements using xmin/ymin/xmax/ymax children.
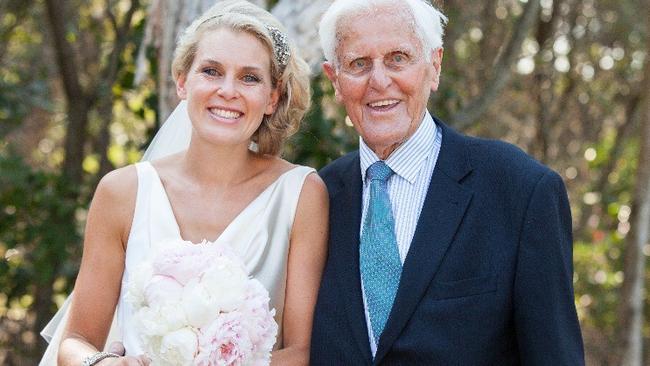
<box><xmin>335</xmin><ymin>12</ymin><xmax>422</xmax><ymax>60</ymax></box>
<box><xmin>337</xmin><ymin>3</ymin><xmax>415</xmax><ymax>32</ymax></box>
<box><xmin>338</xmin><ymin>42</ymin><xmax>419</xmax><ymax>61</ymax></box>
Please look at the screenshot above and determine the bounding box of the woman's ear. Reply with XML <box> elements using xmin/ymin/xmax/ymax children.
<box><xmin>176</xmin><ymin>74</ymin><xmax>188</xmax><ymax>100</ymax></box>
<box><xmin>265</xmin><ymin>88</ymin><xmax>280</xmax><ymax>115</ymax></box>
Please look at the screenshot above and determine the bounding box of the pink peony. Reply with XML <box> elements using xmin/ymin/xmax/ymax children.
<box><xmin>241</xmin><ymin>280</ymin><xmax>277</xmax><ymax>353</ymax></box>
<box><xmin>195</xmin><ymin>312</ymin><xmax>253</xmax><ymax>366</ymax></box>
<box><xmin>144</xmin><ymin>274</ymin><xmax>184</xmax><ymax>305</ymax></box>
<box><xmin>152</xmin><ymin>240</ymin><xmax>224</xmax><ymax>285</ymax></box>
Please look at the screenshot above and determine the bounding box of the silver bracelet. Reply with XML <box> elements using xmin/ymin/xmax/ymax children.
<box><xmin>81</xmin><ymin>351</ymin><xmax>120</xmax><ymax>366</ymax></box>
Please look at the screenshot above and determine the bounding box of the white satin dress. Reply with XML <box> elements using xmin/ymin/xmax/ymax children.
<box><xmin>40</xmin><ymin>161</ymin><xmax>315</xmax><ymax>364</ymax></box>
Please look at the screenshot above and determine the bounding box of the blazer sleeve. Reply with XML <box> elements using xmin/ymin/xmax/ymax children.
<box><xmin>513</xmin><ymin>170</ymin><xmax>585</xmax><ymax>365</ymax></box>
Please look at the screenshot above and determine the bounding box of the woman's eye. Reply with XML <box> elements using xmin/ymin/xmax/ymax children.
<box><xmin>202</xmin><ymin>68</ymin><xmax>219</xmax><ymax>77</ymax></box>
<box><xmin>242</xmin><ymin>74</ymin><xmax>261</xmax><ymax>83</ymax></box>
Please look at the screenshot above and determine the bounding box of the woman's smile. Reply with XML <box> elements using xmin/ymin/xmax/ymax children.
<box><xmin>208</xmin><ymin>106</ymin><xmax>244</xmax><ymax>122</ymax></box>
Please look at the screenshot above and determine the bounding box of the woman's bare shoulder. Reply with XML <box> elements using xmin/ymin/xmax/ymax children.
<box><xmin>86</xmin><ymin>164</ymin><xmax>140</xmax><ymax>243</ymax></box>
<box><xmin>96</xmin><ymin>164</ymin><xmax>138</xmax><ymax>199</ymax></box>
<box><xmin>299</xmin><ymin>172</ymin><xmax>328</xmax><ymax>204</ymax></box>
<box><xmin>92</xmin><ymin>165</ymin><xmax>139</xmax><ymax>225</ymax></box>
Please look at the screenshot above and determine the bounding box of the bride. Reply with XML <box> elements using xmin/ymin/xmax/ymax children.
<box><xmin>41</xmin><ymin>1</ymin><xmax>328</xmax><ymax>365</ymax></box>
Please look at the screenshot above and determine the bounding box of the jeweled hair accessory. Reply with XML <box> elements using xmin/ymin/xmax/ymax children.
<box><xmin>266</xmin><ymin>26</ymin><xmax>290</xmax><ymax>68</ymax></box>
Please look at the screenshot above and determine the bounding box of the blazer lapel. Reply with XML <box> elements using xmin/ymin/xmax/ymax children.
<box><xmin>374</xmin><ymin>121</ymin><xmax>474</xmax><ymax>364</ymax></box>
<box><xmin>330</xmin><ymin>153</ymin><xmax>374</xmax><ymax>362</ymax></box>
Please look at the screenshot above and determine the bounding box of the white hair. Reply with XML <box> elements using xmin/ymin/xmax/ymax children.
<box><xmin>318</xmin><ymin>0</ymin><xmax>448</xmax><ymax>65</ymax></box>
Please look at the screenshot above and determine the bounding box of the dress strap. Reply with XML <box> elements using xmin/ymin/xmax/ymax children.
<box><xmin>278</xmin><ymin>166</ymin><xmax>316</xmax><ymax>232</ymax></box>
<box><xmin>130</xmin><ymin>162</ymin><xmax>181</xmax><ymax>256</ymax></box>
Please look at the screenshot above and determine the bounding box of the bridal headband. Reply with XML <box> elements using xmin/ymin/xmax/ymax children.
<box><xmin>266</xmin><ymin>26</ymin><xmax>291</xmax><ymax>68</ymax></box>
<box><xmin>199</xmin><ymin>14</ymin><xmax>291</xmax><ymax>69</ymax></box>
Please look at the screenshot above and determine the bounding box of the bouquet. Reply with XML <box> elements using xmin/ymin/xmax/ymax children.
<box><xmin>126</xmin><ymin>239</ymin><xmax>278</xmax><ymax>366</ymax></box>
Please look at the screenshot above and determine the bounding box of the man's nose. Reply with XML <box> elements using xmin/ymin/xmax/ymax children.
<box><xmin>368</xmin><ymin>62</ymin><xmax>392</xmax><ymax>90</ymax></box>
<box><xmin>217</xmin><ymin>76</ymin><xmax>238</xmax><ymax>99</ymax></box>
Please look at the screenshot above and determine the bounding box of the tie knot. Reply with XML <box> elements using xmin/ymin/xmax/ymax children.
<box><xmin>367</xmin><ymin>161</ymin><xmax>393</xmax><ymax>182</ymax></box>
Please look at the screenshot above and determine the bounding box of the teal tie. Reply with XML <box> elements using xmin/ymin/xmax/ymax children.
<box><xmin>360</xmin><ymin>161</ymin><xmax>402</xmax><ymax>347</ymax></box>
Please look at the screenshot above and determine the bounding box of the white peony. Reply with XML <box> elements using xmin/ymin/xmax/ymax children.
<box><xmin>201</xmin><ymin>256</ymin><xmax>248</xmax><ymax>312</ymax></box>
<box><xmin>134</xmin><ymin>302</ymin><xmax>187</xmax><ymax>336</ymax></box>
<box><xmin>124</xmin><ymin>262</ymin><xmax>154</xmax><ymax>307</ymax></box>
<box><xmin>181</xmin><ymin>277</ymin><xmax>222</xmax><ymax>328</ymax></box>
<box><xmin>145</xmin><ymin>274</ymin><xmax>184</xmax><ymax>305</ymax></box>
<box><xmin>157</xmin><ymin>327</ymin><xmax>199</xmax><ymax>366</ymax></box>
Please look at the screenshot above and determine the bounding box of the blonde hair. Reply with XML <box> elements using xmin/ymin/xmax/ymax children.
<box><xmin>171</xmin><ymin>0</ymin><xmax>311</xmax><ymax>156</ymax></box>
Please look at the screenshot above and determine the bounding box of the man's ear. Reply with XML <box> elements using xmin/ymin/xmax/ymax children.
<box><xmin>176</xmin><ymin>74</ymin><xmax>188</xmax><ymax>100</ymax></box>
<box><xmin>430</xmin><ymin>48</ymin><xmax>444</xmax><ymax>92</ymax></box>
<box><xmin>322</xmin><ymin>61</ymin><xmax>342</xmax><ymax>103</ymax></box>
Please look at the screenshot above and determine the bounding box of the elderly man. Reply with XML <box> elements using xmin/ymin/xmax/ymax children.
<box><xmin>310</xmin><ymin>0</ymin><xmax>584</xmax><ymax>365</ymax></box>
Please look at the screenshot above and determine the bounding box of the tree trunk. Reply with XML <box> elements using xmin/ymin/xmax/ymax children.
<box><xmin>531</xmin><ymin>0</ymin><xmax>561</xmax><ymax>163</ymax></box>
<box><xmin>97</xmin><ymin>100</ymin><xmax>116</xmax><ymax>180</ymax></box>
<box><xmin>619</xmin><ymin>30</ymin><xmax>650</xmax><ymax>365</ymax></box>
<box><xmin>44</xmin><ymin>0</ymin><xmax>90</xmax><ymax>187</ymax></box>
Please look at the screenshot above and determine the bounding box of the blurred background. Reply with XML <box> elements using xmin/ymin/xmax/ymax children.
<box><xmin>0</xmin><ymin>0</ymin><xmax>648</xmax><ymax>364</ymax></box>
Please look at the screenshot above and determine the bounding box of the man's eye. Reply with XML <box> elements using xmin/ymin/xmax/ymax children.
<box><xmin>390</xmin><ymin>53</ymin><xmax>409</xmax><ymax>65</ymax></box>
<box><xmin>348</xmin><ymin>58</ymin><xmax>370</xmax><ymax>72</ymax></box>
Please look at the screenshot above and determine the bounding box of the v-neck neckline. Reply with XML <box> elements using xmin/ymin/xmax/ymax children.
<box><xmin>146</xmin><ymin>161</ymin><xmax>298</xmax><ymax>245</ymax></box>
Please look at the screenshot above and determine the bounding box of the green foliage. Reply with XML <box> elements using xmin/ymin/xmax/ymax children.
<box><xmin>574</xmin><ymin>235</ymin><xmax>625</xmax><ymax>336</ymax></box>
<box><xmin>285</xmin><ymin>74</ymin><xmax>358</xmax><ymax>169</ymax></box>
<box><xmin>0</xmin><ymin>78</ymin><xmax>45</xmax><ymax>136</ymax></box>
<box><xmin>572</xmin><ymin>125</ymin><xmax>648</xmax><ymax>357</ymax></box>
<box><xmin>0</xmin><ymin>149</ymin><xmax>81</xmax><ymax>307</ymax></box>
<box><xmin>0</xmin><ymin>0</ymin><xmax>50</xmax><ymax>138</ymax></box>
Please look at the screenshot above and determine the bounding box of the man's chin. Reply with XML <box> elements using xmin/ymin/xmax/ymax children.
<box><xmin>363</xmin><ymin>137</ymin><xmax>407</xmax><ymax>159</ymax></box>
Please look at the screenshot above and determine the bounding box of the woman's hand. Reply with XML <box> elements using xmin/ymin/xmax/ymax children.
<box><xmin>92</xmin><ymin>342</ymin><xmax>150</xmax><ymax>365</ymax></box>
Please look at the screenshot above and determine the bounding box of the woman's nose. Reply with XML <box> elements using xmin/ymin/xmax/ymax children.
<box><xmin>216</xmin><ymin>76</ymin><xmax>238</xmax><ymax>99</ymax></box>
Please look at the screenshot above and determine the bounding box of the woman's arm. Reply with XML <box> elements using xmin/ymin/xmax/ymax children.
<box><xmin>271</xmin><ymin>173</ymin><xmax>329</xmax><ymax>365</ymax></box>
<box><xmin>57</xmin><ymin>166</ymin><xmax>147</xmax><ymax>365</ymax></box>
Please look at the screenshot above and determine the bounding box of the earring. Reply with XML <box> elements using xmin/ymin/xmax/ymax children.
<box><xmin>248</xmin><ymin>141</ymin><xmax>259</xmax><ymax>152</ymax></box>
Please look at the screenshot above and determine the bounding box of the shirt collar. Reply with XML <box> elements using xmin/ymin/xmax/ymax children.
<box><xmin>360</xmin><ymin>111</ymin><xmax>437</xmax><ymax>184</ymax></box>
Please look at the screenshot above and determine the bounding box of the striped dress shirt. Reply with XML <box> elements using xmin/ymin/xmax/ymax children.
<box><xmin>359</xmin><ymin>111</ymin><xmax>443</xmax><ymax>355</ymax></box>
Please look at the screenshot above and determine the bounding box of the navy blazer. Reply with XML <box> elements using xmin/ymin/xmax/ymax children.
<box><xmin>310</xmin><ymin>117</ymin><xmax>584</xmax><ymax>365</ymax></box>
